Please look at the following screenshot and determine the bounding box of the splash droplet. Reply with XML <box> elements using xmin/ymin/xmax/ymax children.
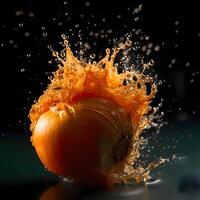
<box><xmin>27</xmin><ymin>53</ymin><xmax>31</xmax><ymax>58</ymax></box>
<box><xmin>90</xmin><ymin>53</ymin><xmax>96</xmax><ymax>59</ymax></box>
<box><xmin>28</xmin><ymin>12</ymin><xmax>35</xmax><ymax>18</ymax></box>
<box><xmin>85</xmin><ymin>1</ymin><xmax>90</xmax><ymax>7</ymax></box>
<box><xmin>24</xmin><ymin>32</ymin><xmax>30</xmax><ymax>37</ymax></box>
<box><xmin>21</xmin><ymin>68</ymin><xmax>25</xmax><ymax>72</ymax></box>
<box><xmin>43</xmin><ymin>32</ymin><xmax>48</xmax><ymax>37</ymax></box>
<box><xmin>154</xmin><ymin>45</ymin><xmax>160</xmax><ymax>51</ymax></box>
<box><xmin>15</xmin><ymin>10</ymin><xmax>24</xmax><ymax>16</ymax></box>
<box><xmin>19</xmin><ymin>23</ymin><xmax>24</xmax><ymax>28</ymax></box>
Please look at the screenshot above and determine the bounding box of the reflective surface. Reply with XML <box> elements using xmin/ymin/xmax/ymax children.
<box><xmin>1</xmin><ymin>122</ymin><xmax>200</xmax><ymax>200</ymax></box>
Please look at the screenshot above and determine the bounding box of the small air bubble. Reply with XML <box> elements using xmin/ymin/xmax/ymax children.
<box><xmin>192</xmin><ymin>110</ymin><xmax>196</xmax><ymax>115</ymax></box>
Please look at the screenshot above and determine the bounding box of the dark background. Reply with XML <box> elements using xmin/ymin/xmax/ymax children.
<box><xmin>0</xmin><ymin>1</ymin><xmax>200</xmax><ymax>199</ymax></box>
<box><xmin>0</xmin><ymin>0</ymin><xmax>200</xmax><ymax>134</ymax></box>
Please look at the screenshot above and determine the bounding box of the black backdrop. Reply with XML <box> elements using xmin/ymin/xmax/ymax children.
<box><xmin>0</xmin><ymin>0</ymin><xmax>200</xmax><ymax>133</ymax></box>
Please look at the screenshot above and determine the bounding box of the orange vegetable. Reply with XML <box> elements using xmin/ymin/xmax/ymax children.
<box><xmin>32</xmin><ymin>97</ymin><xmax>133</xmax><ymax>187</ymax></box>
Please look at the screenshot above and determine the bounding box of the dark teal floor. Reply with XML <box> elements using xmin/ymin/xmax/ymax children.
<box><xmin>1</xmin><ymin>122</ymin><xmax>200</xmax><ymax>200</ymax></box>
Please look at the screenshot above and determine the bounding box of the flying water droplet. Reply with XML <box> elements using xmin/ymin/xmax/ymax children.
<box><xmin>27</xmin><ymin>53</ymin><xmax>31</xmax><ymax>58</ymax></box>
<box><xmin>154</xmin><ymin>45</ymin><xmax>160</xmax><ymax>51</ymax></box>
<box><xmin>19</xmin><ymin>23</ymin><xmax>24</xmax><ymax>28</ymax></box>
<box><xmin>21</xmin><ymin>68</ymin><xmax>25</xmax><ymax>72</ymax></box>
<box><xmin>192</xmin><ymin>110</ymin><xmax>196</xmax><ymax>115</ymax></box>
<box><xmin>24</xmin><ymin>32</ymin><xmax>30</xmax><ymax>37</ymax></box>
<box><xmin>85</xmin><ymin>1</ymin><xmax>90</xmax><ymax>7</ymax></box>
<box><xmin>90</xmin><ymin>54</ymin><xmax>96</xmax><ymax>59</ymax></box>
<box><xmin>28</xmin><ymin>12</ymin><xmax>35</xmax><ymax>17</ymax></box>
<box><xmin>185</xmin><ymin>62</ymin><xmax>190</xmax><ymax>67</ymax></box>
<box><xmin>190</xmin><ymin>79</ymin><xmax>194</xmax><ymax>83</ymax></box>
<box><xmin>171</xmin><ymin>59</ymin><xmax>176</xmax><ymax>64</ymax></box>
<box><xmin>15</xmin><ymin>10</ymin><xmax>24</xmax><ymax>16</ymax></box>
<box><xmin>43</xmin><ymin>32</ymin><xmax>48</xmax><ymax>37</ymax></box>
<box><xmin>174</xmin><ymin>21</ymin><xmax>179</xmax><ymax>25</ymax></box>
<box><xmin>9</xmin><ymin>40</ymin><xmax>14</xmax><ymax>45</ymax></box>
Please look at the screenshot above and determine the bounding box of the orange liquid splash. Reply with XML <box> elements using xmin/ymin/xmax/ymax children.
<box><xmin>29</xmin><ymin>38</ymin><xmax>167</xmax><ymax>184</ymax></box>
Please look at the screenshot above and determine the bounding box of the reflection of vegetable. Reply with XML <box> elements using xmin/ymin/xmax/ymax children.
<box><xmin>32</xmin><ymin>97</ymin><xmax>133</xmax><ymax>187</ymax></box>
